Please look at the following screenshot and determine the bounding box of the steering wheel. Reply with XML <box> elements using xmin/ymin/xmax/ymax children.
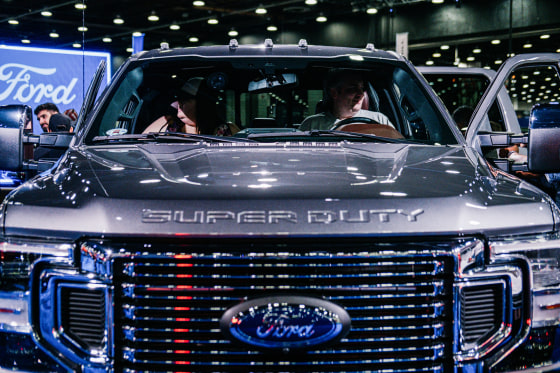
<box><xmin>330</xmin><ymin>116</ymin><xmax>380</xmax><ymax>130</ymax></box>
<box><xmin>330</xmin><ymin>117</ymin><xmax>404</xmax><ymax>139</ymax></box>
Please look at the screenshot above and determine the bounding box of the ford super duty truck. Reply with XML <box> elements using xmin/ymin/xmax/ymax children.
<box><xmin>1</xmin><ymin>41</ymin><xmax>560</xmax><ymax>372</ymax></box>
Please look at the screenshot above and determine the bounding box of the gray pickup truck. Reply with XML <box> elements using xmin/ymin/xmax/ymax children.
<box><xmin>1</xmin><ymin>42</ymin><xmax>560</xmax><ymax>372</ymax></box>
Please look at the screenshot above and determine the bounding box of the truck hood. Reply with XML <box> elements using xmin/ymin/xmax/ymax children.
<box><xmin>2</xmin><ymin>142</ymin><xmax>556</xmax><ymax>238</ymax></box>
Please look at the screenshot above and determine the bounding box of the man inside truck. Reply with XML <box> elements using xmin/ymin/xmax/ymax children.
<box><xmin>299</xmin><ymin>69</ymin><xmax>394</xmax><ymax>131</ymax></box>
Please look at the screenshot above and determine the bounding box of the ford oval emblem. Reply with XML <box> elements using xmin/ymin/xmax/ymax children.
<box><xmin>220</xmin><ymin>295</ymin><xmax>351</xmax><ymax>350</ymax></box>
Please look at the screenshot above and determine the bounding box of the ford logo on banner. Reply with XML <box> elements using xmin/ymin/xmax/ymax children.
<box><xmin>220</xmin><ymin>296</ymin><xmax>351</xmax><ymax>350</ymax></box>
<box><xmin>0</xmin><ymin>45</ymin><xmax>111</xmax><ymax>133</ymax></box>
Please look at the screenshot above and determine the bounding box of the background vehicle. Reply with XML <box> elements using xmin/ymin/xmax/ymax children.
<box><xmin>1</xmin><ymin>42</ymin><xmax>560</xmax><ymax>372</ymax></box>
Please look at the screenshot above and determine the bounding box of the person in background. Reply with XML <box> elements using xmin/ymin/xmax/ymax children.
<box><xmin>299</xmin><ymin>69</ymin><xmax>394</xmax><ymax>131</ymax></box>
<box><xmin>34</xmin><ymin>102</ymin><xmax>61</xmax><ymax>132</ymax></box>
<box><xmin>47</xmin><ymin>113</ymin><xmax>72</xmax><ymax>132</ymax></box>
<box><xmin>34</xmin><ymin>103</ymin><xmax>75</xmax><ymax>133</ymax></box>
<box><xmin>63</xmin><ymin>108</ymin><xmax>78</xmax><ymax>128</ymax></box>
<box><xmin>143</xmin><ymin>77</ymin><xmax>239</xmax><ymax>136</ymax></box>
<box><xmin>32</xmin><ymin>113</ymin><xmax>72</xmax><ymax>161</ymax></box>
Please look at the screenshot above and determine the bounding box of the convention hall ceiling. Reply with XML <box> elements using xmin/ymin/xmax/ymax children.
<box><xmin>0</xmin><ymin>0</ymin><xmax>559</xmax><ymax>69</ymax></box>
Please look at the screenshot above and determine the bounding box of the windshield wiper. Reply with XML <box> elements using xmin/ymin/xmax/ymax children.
<box><xmin>92</xmin><ymin>132</ymin><xmax>256</xmax><ymax>144</ymax></box>
<box><xmin>243</xmin><ymin>129</ymin><xmax>410</xmax><ymax>143</ymax></box>
<box><xmin>308</xmin><ymin>130</ymin><xmax>409</xmax><ymax>143</ymax></box>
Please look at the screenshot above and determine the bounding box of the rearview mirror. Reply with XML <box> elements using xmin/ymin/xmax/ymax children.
<box><xmin>528</xmin><ymin>103</ymin><xmax>560</xmax><ymax>173</ymax></box>
<box><xmin>248</xmin><ymin>73</ymin><xmax>298</xmax><ymax>92</ymax></box>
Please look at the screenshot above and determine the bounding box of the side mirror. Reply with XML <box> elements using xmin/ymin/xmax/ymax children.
<box><xmin>0</xmin><ymin>104</ymin><xmax>74</xmax><ymax>174</ymax></box>
<box><xmin>528</xmin><ymin>103</ymin><xmax>560</xmax><ymax>173</ymax></box>
<box><xmin>0</xmin><ymin>105</ymin><xmax>30</xmax><ymax>171</ymax></box>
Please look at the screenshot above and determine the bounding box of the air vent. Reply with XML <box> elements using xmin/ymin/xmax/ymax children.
<box><xmin>460</xmin><ymin>283</ymin><xmax>504</xmax><ymax>345</ymax></box>
<box><xmin>60</xmin><ymin>286</ymin><xmax>106</xmax><ymax>349</ymax></box>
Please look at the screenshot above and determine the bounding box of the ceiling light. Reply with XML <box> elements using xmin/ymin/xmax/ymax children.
<box><xmin>21</xmin><ymin>39</ymin><xmax>30</xmax><ymax>44</ymax></box>
<box><xmin>73</xmin><ymin>43</ymin><xmax>81</xmax><ymax>48</ymax></box>
<box><xmin>207</xmin><ymin>18</ymin><xmax>219</xmax><ymax>25</ymax></box>
<box><xmin>494</xmin><ymin>59</ymin><xmax>502</xmax><ymax>64</ymax></box>
<box><xmin>169</xmin><ymin>24</ymin><xmax>180</xmax><ymax>30</ymax></box>
<box><xmin>113</xmin><ymin>16</ymin><xmax>124</xmax><ymax>24</ymax></box>
<box><xmin>432</xmin><ymin>52</ymin><xmax>441</xmax><ymax>58</ymax></box>
<box><xmin>102</xmin><ymin>37</ymin><xmax>112</xmax><ymax>43</ymax></box>
<box><xmin>126</xmin><ymin>47</ymin><xmax>133</xmax><ymax>53</ymax></box>
<box><xmin>255</xmin><ymin>6</ymin><xmax>267</xmax><ymax>14</ymax></box>
<box><xmin>77</xmin><ymin>26</ymin><xmax>88</xmax><ymax>32</ymax></box>
<box><xmin>472</xmin><ymin>48</ymin><xmax>481</xmax><ymax>53</ymax></box>
<box><xmin>432</xmin><ymin>0</ymin><xmax>444</xmax><ymax>3</ymax></box>
<box><xmin>193</xmin><ymin>1</ymin><xmax>205</xmax><ymax>6</ymax></box>
<box><xmin>8</xmin><ymin>19</ymin><xmax>19</xmax><ymax>25</ymax></box>
<box><xmin>41</xmin><ymin>10</ymin><xmax>52</xmax><ymax>17</ymax></box>
<box><xmin>540</xmin><ymin>34</ymin><xmax>551</xmax><ymax>39</ymax></box>
<box><xmin>316</xmin><ymin>14</ymin><xmax>327</xmax><ymax>22</ymax></box>
<box><xmin>366</xmin><ymin>7</ymin><xmax>378</xmax><ymax>14</ymax></box>
<box><xmin>305</xmin><ymin>0</ymin><xmax>318</xmax><ymax>4</ymax></box>
<box><xmin>426</xmin><ymin>60</ymin><xmax>434</xmax><ymax>65</ymax></box>
<box><xmin>148</xmin><ymin>12</ymin><xmax>159</xmax><ymax>22</ymax></box>
<box><xmin>132</xmin><ymin>31</ymin><xmax>143</xmax><ymax>37</ymax></box>
<box><xmin>228</xmin><ymin>29</ymin><xmax>239</xmax><ymax>37</ymax></box>
<box><xmin>467</xmin><ymin>56</ymin><xmax>475</xmax><ymax>61</ymax></box>
<box><xmin>49</xmin><ymin>31</ymin><xmax>59</xmax><ymax>38</ymax></box>
<box><xmin>74</xmin><ymin>3</ymin><xmax>86</xmax><ymax>10</ymax></box>
<box><xmin>491</xmin><ymin>39</ymin><xmax>500</xmax><ymax>45</ymax></box>
<box><xmin>440</xmin><ymin>45</ymin><xmax>450</xmax><ymax>50</ymax></box>
<box><xmin>523</xmin><ymin>43</ymin><xmax>532</xmax><ymax>48</ymax></box>
<box><xmin>267</xmin><ymin>25</ymin><xmax>278</xmax><ymax>32</ymax></box>
<box><xmin>189</xmin><ymin>36</ymin><xmax>199</xmax><ymax>43</ymax></box>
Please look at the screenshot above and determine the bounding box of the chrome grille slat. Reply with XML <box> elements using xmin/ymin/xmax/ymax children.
<box><xmin>109</xmin><ymin>240</ymin><xmax>455</xmax><ymax>372</ymax></box>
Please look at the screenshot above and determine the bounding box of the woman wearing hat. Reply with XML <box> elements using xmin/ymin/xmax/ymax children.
<box><xmin>143</xmin><ymin>77</ymin><xmax>238</xmax><ymax>136</ymax></box>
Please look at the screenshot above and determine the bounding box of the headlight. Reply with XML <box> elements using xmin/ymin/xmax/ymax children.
<box><xmin>0</xmin><ymin>238</ymin><xmax>72</xmax><ymax>372</ymax></box>
<box><xmin>0</xmin><ymin>240</ymin><xmax>72</xmax><ymax>291</ymax></box>
<box><xmin>491</xmin><ymin>235</ymin><xmax>560</xmax><ymax>326</ymax></box>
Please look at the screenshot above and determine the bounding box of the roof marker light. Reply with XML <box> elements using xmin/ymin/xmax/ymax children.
<box><xmin>366</xmin><ymin>43</ymin><xmax>375</xmax><ymax>51</ymax></box>
<box><xmin>298</xmin><ymin>39</ymin><xmax>308</xmax><ymax>49</ymax></box>
<box><xmin>229</xmin><ymin>39</ymin><xmax>239</xmax><ymax>50</ymax></box>
<box><xmin>264</xmin><ymin>38</ymin><xmax>273</xmax><ymax>48</ymax></box>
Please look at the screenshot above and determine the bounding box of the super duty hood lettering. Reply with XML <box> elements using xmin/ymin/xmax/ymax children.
<box><xmin>142</xmin><ymin>208</ymin><xmax>424</xmax><ymax>224</ymax></box>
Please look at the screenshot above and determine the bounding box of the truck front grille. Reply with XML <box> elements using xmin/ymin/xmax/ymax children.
<box><xmin>109</xmin><ymin>239</ymin><xmax>456</xmax><ymax>372</ymax></box>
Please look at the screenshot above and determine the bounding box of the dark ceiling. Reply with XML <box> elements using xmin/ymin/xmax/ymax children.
<box><xmin>0</xmin><ymin>0</ymin><xmax>419</xmax><ymax>55</ymax></box>
<box><xmin>1</xmin><ymin>0</ymin><xmax>560</xmax><ymax>69</ymax></box>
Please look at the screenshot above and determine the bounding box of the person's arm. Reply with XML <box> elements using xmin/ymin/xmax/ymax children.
<box><xmin>142</xmin><ymin>116</ymin><xmax>168</xmax><ymax>133</ymax></box>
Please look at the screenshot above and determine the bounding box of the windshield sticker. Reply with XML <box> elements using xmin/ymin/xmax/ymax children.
<box><xmin>106</xmin><ymin>128</ymin><xmax>128</xmax><ymax>136</ymax></box>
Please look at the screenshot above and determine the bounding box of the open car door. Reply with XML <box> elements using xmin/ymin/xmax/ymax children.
<box><xmin>466</xmin><ymin>53</ymin><xmax>560</xmax><ymax>145</ymax></box>
<box><xmin>466</xmin><ymin>53</ymin><xmax>560</xmax><ymax>174</ymax></box>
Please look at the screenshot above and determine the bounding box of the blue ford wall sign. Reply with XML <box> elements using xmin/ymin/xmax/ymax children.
<box><xmin>220</xmin><ymin>296</ymin><xmax>351</xmax><ymax>350</ymax></box>
<box><xmin>0</xmin><ymin>45</ymin><xmax>111</xmax><ymax>133</ymax></box>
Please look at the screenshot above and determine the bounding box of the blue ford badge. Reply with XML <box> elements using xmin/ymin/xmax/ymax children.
<box><xmin>220</xmin><ymin>296</ymin><xmax>351</xmax><ymax>350</ymax></box>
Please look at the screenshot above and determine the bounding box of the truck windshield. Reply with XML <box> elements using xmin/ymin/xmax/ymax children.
<box><xmin>84</xmin><ymin>58</ymin><xmax>457</xmax><ymax>145</ymax></box>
